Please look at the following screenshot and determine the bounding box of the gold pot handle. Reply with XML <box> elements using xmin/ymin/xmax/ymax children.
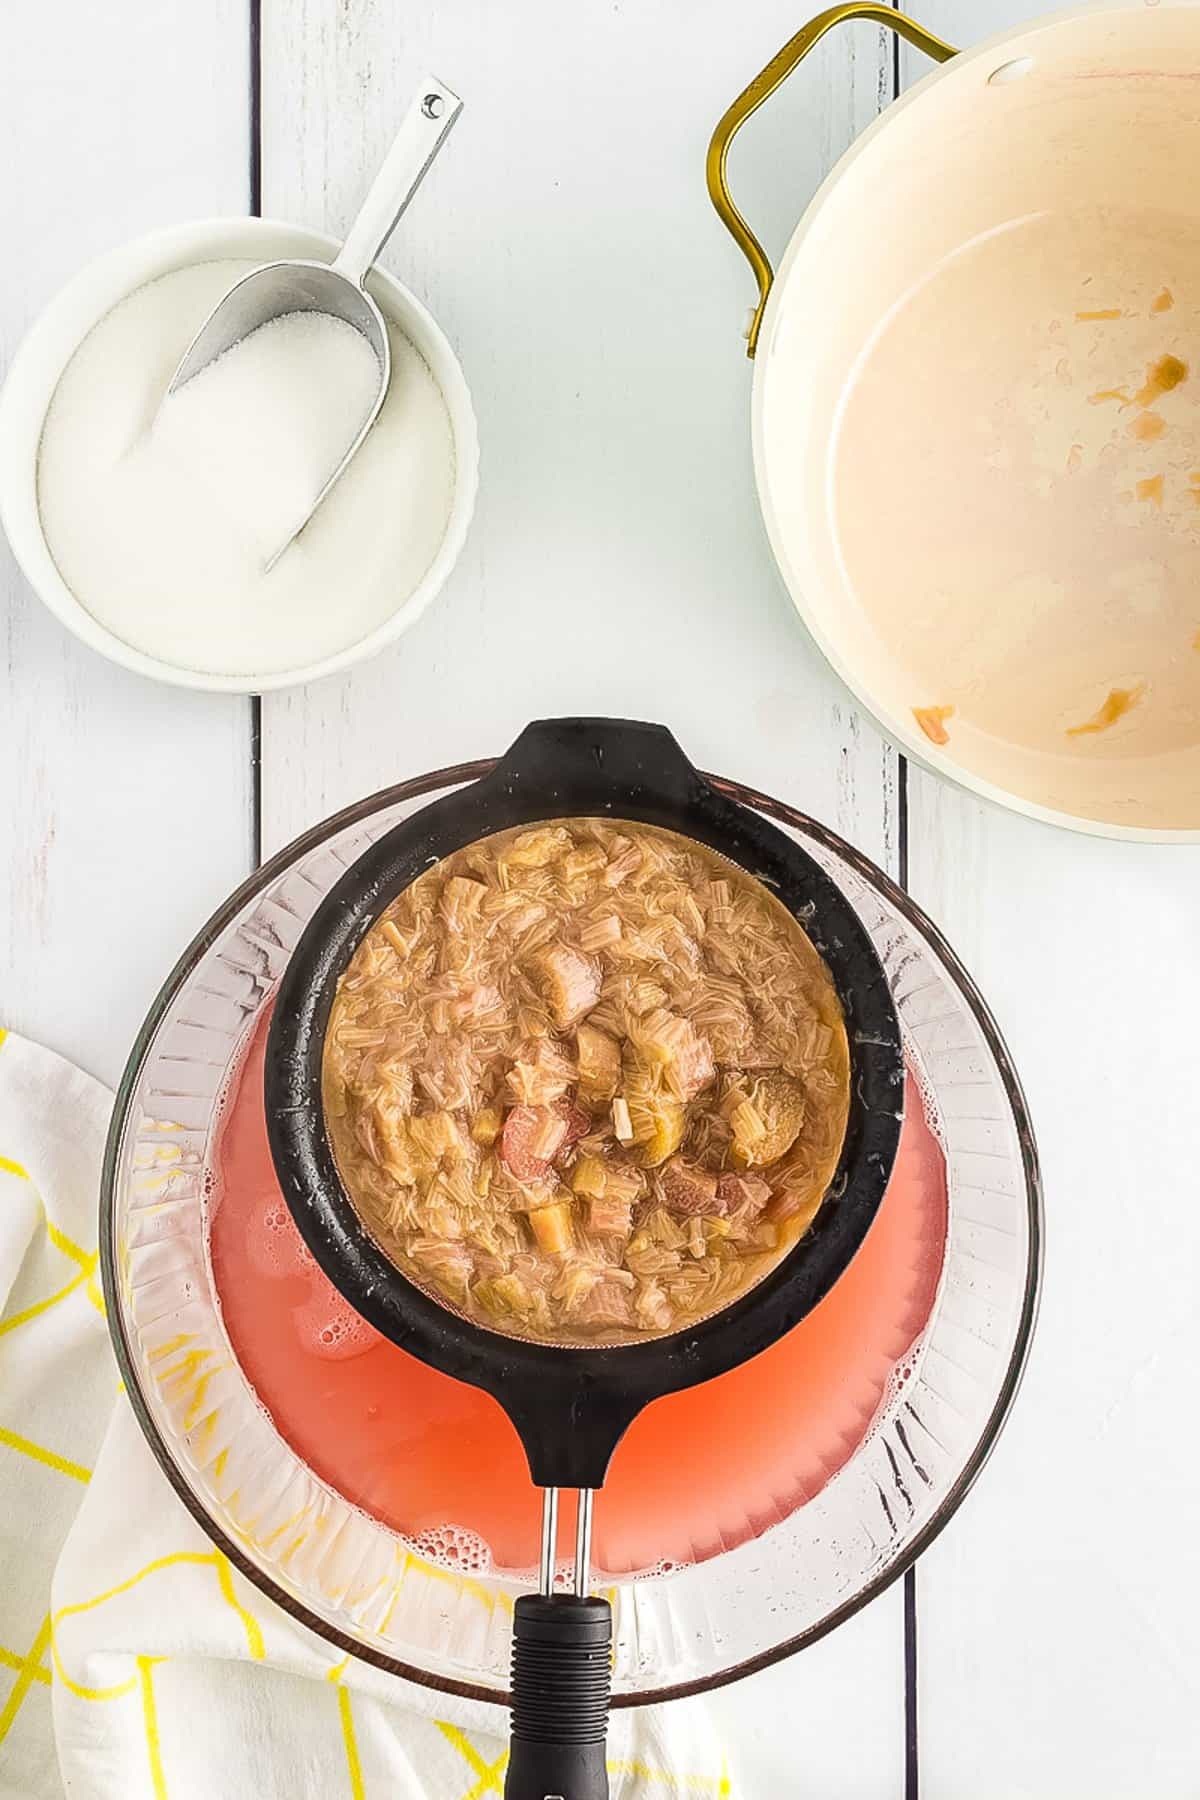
<box><xmin>707</xmin><ymin>3</ymin><xmax>957</xmax><ymax>357</ymax></box>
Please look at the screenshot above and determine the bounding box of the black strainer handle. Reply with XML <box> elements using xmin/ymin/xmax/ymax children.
<box><xmin>505</xmin><ymin>1592</ymin><xmax>612</xmax><ymax>1800</ymax></box>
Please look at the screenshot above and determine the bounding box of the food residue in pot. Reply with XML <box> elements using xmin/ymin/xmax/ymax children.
<box><xmin>1066</xmin><ymin>683</ymin><xmax>1145</xmax><ymax>737</ymax></box>
<box><xmin>913</xmin><ymin>705</ymin><xmax>954</xmax><ymax>747</ymax></box>
<box><xmin>1133</xmin><ymin>353</ymin><xmax>1188</xmax><ymax>409</ymax></box>
<box><xmin>36</xmin><ymin>259</ymin><xmax>456</xmax><ymax>677</ymax></box>
<box><xmin>1088</xmin><ymin>354</ymin><xmax>1188</xmax><ymax>415</ymax></box>
<box><xmin>831</xmin><ymin>206</ymin><xmax>1200</xmax><ymax>790</ymax></box>
<box><xmin>322</xmin><ymin>819</ymin><xmax>851</xmax><ymax>1346</ymax></box>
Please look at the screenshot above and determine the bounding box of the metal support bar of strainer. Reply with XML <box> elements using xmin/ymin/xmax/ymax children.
<box><xmin>538</xmin><ymin>1487</ymin><xmax>596</xmax><ymax>1600</ymax></box>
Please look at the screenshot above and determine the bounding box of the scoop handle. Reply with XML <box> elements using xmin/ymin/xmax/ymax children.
<box><xmin>334</xmin><ymin>74</ymin><xmax>463</xmax><ymax>285</ymax></box>
<box><xmin>505</xmin><ymin>1594</ymin><xmax>612</xmax><ymax>1800</ymax></box>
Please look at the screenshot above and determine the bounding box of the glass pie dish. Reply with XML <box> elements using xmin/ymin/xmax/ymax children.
<box><xmin>100</xmin><ymin>757</ymin><xmax>1041</xmax><ymax>1705</ymax></box>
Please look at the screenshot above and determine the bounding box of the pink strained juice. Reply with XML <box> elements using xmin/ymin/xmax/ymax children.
<box><xmin>208</xmin><ymin>1008</ymin><xmax>947</xmax><ymax>1575</ymax></box>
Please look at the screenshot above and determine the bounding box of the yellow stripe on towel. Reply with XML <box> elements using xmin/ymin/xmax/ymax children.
<box><xmin>0</xmin><ymin>1266</ymin><xmax>95</xmax><ymax>1339</ymax></box>
<box><xmin>336</xmin><ymin>1684</ymin><xmax>365</xmax><ymax>1800</ymax></box>
<box><xmin>0</xmin><ymin>1643</ymin><xmax>50</xmax><ymax>1686</ymax></box>
<box><xmin>49</xmin><ymin>1633</ymin><xmax>139</xmax><ymax>1703</ymax></box>
<box><xmin>0</xmin><ymin>1616</ymin><xmax>52</xmax><ymax>1745</ymax></box>
<box><xmin>138</xmin><ymin>1657</ymin><xmax>169</xmax><ymax>1798</ymax></box>
<box><xmin>0</xmin><ymin>1424</ymin><xmax>91</xmax><ymax>1484</ymax></box>
<box><xmin>213</xmin><ymin>1552</ymin><xmax>264</xmax><ymax>1661</ymax></box>
<box><xmin>437</xmin><ymin>1720</ymin><xmax>508</xmax><ymax>1798</ymax></box>
<box><xmin>54</xmin><ymin>1551</ymin><xmax>215</xmax><ymax>1630</ymax></box>
<box><xmin>45</xmin><ymin>1218</ymin><xmax>95</xmax><ymax>1272</ymax></box>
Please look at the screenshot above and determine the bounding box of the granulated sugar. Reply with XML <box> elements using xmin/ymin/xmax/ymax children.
<box><xmin>37</xmin><ymin>260</ymin><xmax>456</xmax><ymax>677</ymax></box>
<box><xmin>151</xmin><ymin>310</ymin><xmax>381</xmax><ymax>561</ymax></box>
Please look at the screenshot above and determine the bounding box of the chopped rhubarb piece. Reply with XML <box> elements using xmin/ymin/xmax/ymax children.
<box><xmin>626</xmin><ymin>1083</ymin><xmax>685</xmax><ymax>1167</ymax></box>
<box><xmin>659</xmin><ymin>1157</ymin><xmax>720</xmax><ymax>1217</ymax></box>
<box><xmin>636</xmin><ymin>1010</ymin><xmax>715</xmax><ymax>1101</ymax></box>
<box><xmin>439</xmin><ymin>876</ymin><xmax>487</xmax><ymax>926</ymax></box>
<box><xmin>575</xmin><ymin>1022</ymin><xmax>621</xmax><ymax>1104</ymax></box>
<box><xmin>506</xmin><ymin>1037</ymin><xmax>576</xmax><ymax>1106</ymax></box>
<box><xmin>532</xmin><ymin>944</ymin><xmax>602</xmax><ymax>1028</ymax></box>
<box><xmin>716</xmin><ymin>1172</ymin><xmax>772</xmax><ymax>1218</ymax></box>
<box><xmin>528</xmin><ymin>1199</ymin><xmax>574</xmax><ymax>1254</ymax></box>
<box><xmin>500</xmin><ymin>1105</ymin><xmax>568</xmax><ymax>1180</ymax></box>
<box><xmin>587</xmin><ymin>1194</ymin><xmax>634</xmax><ymax>1239</ymax></box>
<box><xmin>471</xmin><ymin>1105</ymin><xmax>504</xmax><ymax>1147</ymax></box>
<box><xmin>575</xmin><ymin>1277</ymin><xmax>635</xmax><ymax>1330</ymax></box>
<box><xmin>665</xmin><ymin>1022</ymin><xmax>715</xmax><ymax>1102</ymax></box>
<box><xmin>506</xmin><ymin>827</ymin><xmax>572</xmax><ymax>868</ymax></box>
<box><xmin>748</xmin><ymin>1072</ymin><xmax>807</xmax><ymax>1166</ymax></box>
<box><xmin>571</xmin><ymin>1155</ymin><xmax>608</xmax><ymax>1199</ymax></box>
<box><xmin>554</xmin><ymin>1099</ymin><xmax>591</xmax><ymax>1156</ymax></box>
<box><xmin>407</xmin><ymin>1237</ymin><xmax>475</xmax><ymax>1306</ymax></box>
<box><xmin>579</xmin><ymin>913</ymin><xmax>622</xmax><ymax>952</ymax></box>
<box><xmin>767</xmin><ymin>1181</ymin><xmax>824</xmax><ymax>1235</ymax></box>
<box><xmin>634</xmin><ymin>1280</ymin><xmax>673</xmax><ymax>1332</ymax></box>
<box><xmin>729</xmin><ymin>1072</ymin><xmax>806</xmax><ymax>1169</ymax></box>
<box><xmin>602</xmin><ymin>838</ymin><xmax>642</xmax><ymax>887</ymax></box>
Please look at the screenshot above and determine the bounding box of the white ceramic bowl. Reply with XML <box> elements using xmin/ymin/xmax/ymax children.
<box><xmin>0</xmin><ymin>218</ymin><xmax>479</xmax><ymax>693</ymax></box>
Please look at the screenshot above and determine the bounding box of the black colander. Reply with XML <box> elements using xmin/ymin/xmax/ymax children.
<box><xmin>265</xmin><ymin>718</ymin><xmax>903</xmax><ymax>1800</ymax></box>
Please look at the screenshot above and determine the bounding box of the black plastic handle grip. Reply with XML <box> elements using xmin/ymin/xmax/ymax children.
<box><xmin>480</xmin><ymin>717</ymin><xmax>705</xmax><ymax>814</ymax></box>
<box><xmin>505</xmin><ymin>1593</ymin><xmax>612</xmax><ymax>1800</ymax></box>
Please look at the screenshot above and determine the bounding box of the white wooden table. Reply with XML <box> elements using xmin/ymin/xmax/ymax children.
<box><xmin>4</xmin><ymin>2</ymin><xmax>1199</xmax><ymax>1792</ymax></box>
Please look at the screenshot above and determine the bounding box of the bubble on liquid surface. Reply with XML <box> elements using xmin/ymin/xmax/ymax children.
<box><xmin>405</xmin><ymin>1523</ymin><xmax>493</xmax><ymax>1575</ymax></box>
<box><xmin>907</xmin><ymin>1053</ymin><xmax>949</xmax><ymax>1158</ymax></box>
<box><xmin>245</xmin><ymin>1191</ymin><xmax>316</xmax><ymax>1281</ymax></box>
<box><xmin>292</xmin><ymin>1288</ymin><xmax>381</xmax><ymax>1362</ymax></box>
<box><xmin>633</xmin><ymin>1557</ymin><xmax>689</xmax><ymax>1581</ymax></box>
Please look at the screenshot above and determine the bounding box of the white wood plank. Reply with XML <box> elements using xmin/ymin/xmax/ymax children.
<box><xmin>258</xmin><ymin>0</ymin><xmax>900</xmax><ymax>872</ymax></box>
<box><xmin>909</xmin><ymin>781</ymin><xmax>1200</xmax><ymax>1797</ymax></box>
<box><xmin>0</xmin><ymin>0</ymin><xmax>254</xmax><ymax>1088</ymax></box>
<box><xmin>898</xmin><ymin>6</ymin><xmax>1200</xmax><ymax>1792</ymax></box>
<box><xmin>260</xmin><ymin>2</ymin><xmax>908</xmax><ymax>1790</ymax></box>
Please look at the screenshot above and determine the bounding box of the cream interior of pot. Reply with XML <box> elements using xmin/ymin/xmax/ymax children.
<box><xmin>757</xmin><ymin>2</ymin><xmax>1200</xmax><ymax>833</ymax></box>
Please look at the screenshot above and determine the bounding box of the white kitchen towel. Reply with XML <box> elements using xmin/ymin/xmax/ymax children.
<box><xmin>0</xmin><ymin>1030</ymin><xmax>734</xmax><ymax>1799</ymax></box>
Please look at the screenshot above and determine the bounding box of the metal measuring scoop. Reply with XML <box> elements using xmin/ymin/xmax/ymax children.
<box><xmin>164</xmin><ymin>76</ymin><xmax>462</xmax><ymax>568</ymax></box>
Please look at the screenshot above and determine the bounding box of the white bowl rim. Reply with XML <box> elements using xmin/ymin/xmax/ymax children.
<box><xmin>0</xmin><ymin>215</ymin><xmax>479</xmax><ymax>694</ymax></box>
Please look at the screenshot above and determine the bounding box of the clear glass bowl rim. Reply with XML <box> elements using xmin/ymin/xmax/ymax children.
<box><xmin>99</xmin><ymin>758</ymin><xmax>1043</xmax><ymax>1707</ymax></box>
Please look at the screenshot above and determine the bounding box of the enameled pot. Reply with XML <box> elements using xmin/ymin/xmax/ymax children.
<box><xmin>710</xmin><ymin>1</ymin><xmax>1200</xmax><ymax>839</ymax></box>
